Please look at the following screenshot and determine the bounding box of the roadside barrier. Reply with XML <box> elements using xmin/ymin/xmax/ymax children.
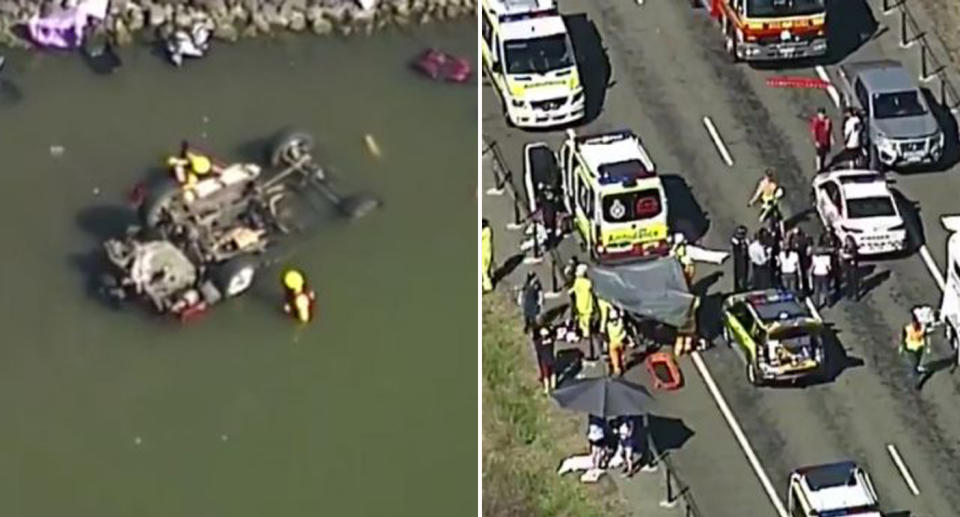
<box><xmin>881</xmin><ymin>0</ymin><xmax>960</xmax><ymax>113</ymax></box>
<box><xmin>644</xmin><ymin>417</ymin><xmax>705</xmax><ymax>517</ymax></box>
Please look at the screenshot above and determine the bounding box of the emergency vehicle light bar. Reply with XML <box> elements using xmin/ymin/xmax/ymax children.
<box><xmin>747</xmin><ymin>291</ymin><xmax>796</xmax><ymax>305</ymax></box>
<box><xmin>574</xmin><ymin>129</ymin><xmax>636</xmax><ymax>146</ymax></box>
<box><xmin>499</xmin><ymin>8</ymin><xmax>559</xmax><ymax>22</ymax></box>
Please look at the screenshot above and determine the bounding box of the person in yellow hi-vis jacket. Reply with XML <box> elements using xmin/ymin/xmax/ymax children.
<box><xmin>282</xmin><ymin>269</ymin><xmax>316</xmax><ymax>323</ymax></box>
<box><xmin>606</xmin><ymin>309</ymin><xmax>629</xmax><ymax>377</ymax></box>
<box><xmin>568</xmin><ymin>263</ymin><xmax>595</xmax><ymax>345</ymax></box>
<box><xmin>482</xmin><ymin>218</ymin><xmax>494</xmax><ymax>293</ymax></box>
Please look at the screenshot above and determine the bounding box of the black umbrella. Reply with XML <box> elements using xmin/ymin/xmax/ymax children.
<box><xmin>551</xmin><ymin>377</ymin><xmax>654</xmax><ymax>418</ymax></box>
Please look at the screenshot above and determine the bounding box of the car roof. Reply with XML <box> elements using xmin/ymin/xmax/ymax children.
<box><xmin>841</xmin><ymin>181</ymin><xmax>891</xmax><ymax>200</ymax></box>
<box><xmin>794</xmin><ymin>462</ymin><xmax>879</xmax><ymax>513</ymax></box>
<box><xmin>500</xmin><ymin>16</ymin><xmax>568</xmax><ymax>41</ymax></box>
<box><xmin>576</xmin><ymin>131</ymin><xmax>658</xmax><ymax>186</ymax></box>
<box><xmin>846</xmin><ymin>60</ymin><xmax>915</xmax><ymax>94</ymax></box>
<box><xmin>727</xmin><ymin>290</ymin><xmax>811</xmax><ymax>321</ymax></box>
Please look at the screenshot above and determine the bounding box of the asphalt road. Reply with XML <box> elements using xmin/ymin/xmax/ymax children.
<box><xmin>482</xmin><ymin>0</ymin><xmax>960</xmax><ymax>515</ymax></box>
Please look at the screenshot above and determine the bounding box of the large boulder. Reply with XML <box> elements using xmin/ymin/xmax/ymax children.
<box><xmin>287</xmin><ymin>9</ymin><xmax>306</xmax><ymax>30</ymax></box>
<box><xmin>212</xmin><ymin>15</ymin><xmax>238</xmax><ymax>40</ymax></box>
<box><xmin>310</xmin><ymin>15</ymin><xmax>331</xmax><ymax>35</ymax></box>
<box><xmin>147</xmin><ymin>2</ymin><xmax>167</xmax><ymax>25</ymax></box>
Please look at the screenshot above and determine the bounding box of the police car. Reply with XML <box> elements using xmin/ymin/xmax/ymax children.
<box><xmin>480</xmin><ymin>0</ymin><xmax>584</xmax><ymax>128</ymax></box>
<box><xmin>812</xmin><ymin>169</ymin><xmax>907</xmax><ymax>256</ymax></box>
<box><xmin>558</xmin><ymin>128</ymin><xmax>670</xmax><ymax>263</ymax></box>
<box><xmin>787</xmin><ymin>461</ymin><xmax>882</xmax><ymax>517</ymax></box>
<box><xmin>721</xmin><ymin>290</ymin><xmax>826</xmax><ymax>386</ymax></box>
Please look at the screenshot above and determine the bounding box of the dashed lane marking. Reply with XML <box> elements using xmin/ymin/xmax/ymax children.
<box><xmin>690</xmin><ymin>351</ymin><xmax>789</xmax><ymax>517</ymax></box>
<box><xmin>702</xmin><ymin>116</ymin><xmax>735</xmax><ymax>167</ymax></box>
<box><xmin>887</xmin><ymin>444</ymin><xmax>922</xmax><ymax>496</ymax></box>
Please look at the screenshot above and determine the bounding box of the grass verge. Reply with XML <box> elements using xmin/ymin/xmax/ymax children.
<box><xmin>482</xmin><ymin>292</ymin><xmax>628</xmax><ymax>517</ymax></box>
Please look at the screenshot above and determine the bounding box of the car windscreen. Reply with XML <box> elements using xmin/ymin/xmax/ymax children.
<box><xmin>846</xmin><ymin>196</ymin><xmax>896</xmax><ymax>219</ymax></box>
<box><xmin>746</xmin><ymin>0</ymin><xmax>824</xmax><ymax>17</ymax></box>
<box><xmin>503</xmin><ymin>34</ymin><xmax>575</xmax><ymax>75</ymax></box>
<box><xmin>872</xmin><ymin>91</ymin><xmax>927</xmax><ymax>119</ymax></box>
<box><xmin>601</xmin><ymin>189</ymin><xmax>662</xmax><ymax>223</ymax></box>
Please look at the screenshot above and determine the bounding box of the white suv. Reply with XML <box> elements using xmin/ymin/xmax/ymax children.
<box><xmin>787</xmin><ymin>461</ymin><xmax>882</xmax><ymax>517</ymax></box>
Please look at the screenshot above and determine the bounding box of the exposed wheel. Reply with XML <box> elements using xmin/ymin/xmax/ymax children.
<box><xmin>212</xmin><ymin>255</ymin><xmax>258</xmax><ymax>298</ymax></box>
<box><xmin>139</xmin><ymin>178</ymin><xmax>182</xmax><ymax>228</ymax></box>
<box><xmin>270</xmin><ymin>129</ymin><xmax>314</xmax><ymax>167</ymax></box>
<box><xmin>747</xmin><ymin>362</ymin><xmax>762</xmax><ymax>386</ymax></box>
<box><xmin>338</xmin><ymin>193</ymin><xmax>381</xmax><ymax>219</ymax></box>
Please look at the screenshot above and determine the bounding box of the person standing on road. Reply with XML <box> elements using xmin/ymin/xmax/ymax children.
<box><xmin>731</xmin><ymin>225</ymin><xmax>750</xmax><ymax>292</ymax></box>
<box><xmin>482</xmin><ymin>218</ymin><xmax>494</xmax><ymax>293</ymax></box>
<box><xmin>748</xmin><ymin>232</ymin><xmax>771</xmax><ymax>289</ymax></box>
<box><xmin>778</xmin><ymin>246</ymin><xmax>801</xmax><ymax>292</ymax></box>
<box><xmin>614</xmin><ymin>417</ymin><xmax>636</xmax><ymax>477</ymax></box>
<box><xmin>831</xmin><ymin>107</ymin><xmax>864</xmax><ymax>168</ymax></box>
<box><xmin>786</xmin><ymin>227</ymin><xmax>812</xmax><ymax>295</ymax></box>
<box><xmin>597</xmin><ymin>297</ymin><xmax>614</xmax><ymax>357</ymax></box>
<box><xmin>840</xmin><ymin>237</ymin><xmax>860</xmax><ymax>301</ymax></box>
<box><xmin>606</xmin><ymin>308</ymin><xmax>629</xmax><ymax>377</ymax></box>
<box><xmin>748</xmin><ymin>168</ymin><xmax>782</xmax><ymax>221</ymax></box>
<box><xmin>810</xmin><ymin>107</ymin><xmax>834</xmax><ymax>172</ymax></box>
<box><xmin>538</xmin><ymin>184</ymin><xmax>560</xmax><ymax>248</ymax></box>
<box><xmin>521</xmin><ymin>272</ymin><xmax>543</xmax><ymax>334</ymax></box>
<box><xmin>901</xmin><ymin>314</ymin><xmax>931</xmax><ymax>380</ymax></box>
<box><xmin>821</xmin><ymin>230</ymin><xmax>842</xmax><ymax>295</ymax></box>
<box><xmin>810</xmin><ymin>246</ymin><xmax>833</xmax><ymax>308</ymax></box>
<box><xmin>672</xmin><ymin>233</ymin><xmax>695</xmax><ymax>286</ymax></box>
<box><xmin>534</xmin><ymin>326</ymin><xmax>557</xmax><ymax>394</ymax></box>
<box><xmin>569</xmin><ymin>264</ymin><xmax>597</xmax><ymax>355</ymax></box>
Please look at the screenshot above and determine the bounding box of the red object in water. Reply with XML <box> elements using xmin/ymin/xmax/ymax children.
<box><xmin>645</xmin><ymin>351</ymin><xmax>684</xmax><ymax>391</ymax></box>
<box><xmin>766</xmin><ymin>76</ymin><xmax>830</xmax><ymax>89</ymax></box>
<box><xmin>414</xmin><ymin>49</ymin><xmax>472</xmax><ymax>83</ymax></box>
<box><xmin>129</xmin><ymin>182</ymin><xmax>147</xmax><ymax>206</ymax></box>
<box><xmin>179</xmin><ymin>302</ymin><xmax>208</xmax><ymax>323</ymax></box>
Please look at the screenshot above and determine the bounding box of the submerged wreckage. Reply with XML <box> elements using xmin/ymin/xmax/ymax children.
<box><xmin>97</xmin><ymin>130</ymin><xmax>380</xmax><ymax>320</ymax></box>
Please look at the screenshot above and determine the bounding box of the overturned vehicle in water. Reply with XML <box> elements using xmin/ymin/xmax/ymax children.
<box><xmin>98</xmin><ymin>130</ymin><xmax>380</xmax><ymax>320</ymax></box>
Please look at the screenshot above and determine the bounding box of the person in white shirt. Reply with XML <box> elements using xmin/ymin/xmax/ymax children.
<box><xmin>748</xmin><ymin>236</ymin><xmax>770</xmax><ymax>289</ymax></box>
<box><xmin>810</xmin><ymin>248</ymin><xmax>833</xmax><ymax>308</ymax></box>
<box><xmin>778</xmin><ymin>248</ymin><xmax>800</xmax><ymax>293</ymax></box>
<box><xmin>831</xmin><ymin>107</ymin><xmax>863</xmax><ymax>168</ymax></box>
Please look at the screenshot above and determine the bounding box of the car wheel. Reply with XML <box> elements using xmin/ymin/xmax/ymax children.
<box><xmin>212</xmin><ymin>255</ymin><xmax>258</xmax><ymax>298</ymax></box>
<box><xmin>747</xmin><ymin>362</ymin><xmax>762</xmax><ymax>386</ymax></box>
<box><xmin>269</xmin><ymin>129</ymin><xmax>314</xmax><ymax>168</ymax></box>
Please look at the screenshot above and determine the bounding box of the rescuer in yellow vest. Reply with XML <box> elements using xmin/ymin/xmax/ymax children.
<box><xmin>901</xmin><ymin>314</ymin><xmax>930</xmax><ymax>377</ymax></box>
<box><xmin>481</xmin><ymin>218</ymin><xmax>494</xmax><ymax>293</ymax></box>
<box><xmin>167</xmin><ymin>141</ymin><xmax>216</xmax><ymax>202</ymax></box>
<box><xmin>282</xmin><ymin>269</ymin><xmax>316</xmax><ymax>323</ymax></box>
<box><xmin>606</xmin><ymin>308</ymin><xmax>629</xmax><ymax>377</ymax></box>
<box><xmin>568</xmin><ymin>264</ymin><xmax>595</xmax><ymax>342</ymax></box>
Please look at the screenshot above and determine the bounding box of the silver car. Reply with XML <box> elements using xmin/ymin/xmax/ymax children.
<box><xmin>837</xmin><ymin>59</ymin><xmax>944</xmax><ymax>168</ymax></box>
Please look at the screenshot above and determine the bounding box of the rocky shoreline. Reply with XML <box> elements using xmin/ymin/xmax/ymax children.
<box><xmin>0</xmin><ymin>0</ymin><xmax>476</xmax><ymax>49</ymax></box>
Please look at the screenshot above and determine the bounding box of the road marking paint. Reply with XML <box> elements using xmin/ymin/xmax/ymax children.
<box><xmin>804</xmin><ymin>297</ymin><xmax>822</xmax><ymax>321</ymax></box>
<box><xmin>887</xmin><ymin>444</ymin><xmax>921</xmax><ymax>496</ymax></box>
<box><xmin>814</xmin><ymin>66</ymin><xmax>841</xmax><ymax>108</ymax></box>
<box><xmin>919</xmin><ymin>245</ymin><xmax>946</xmax><ymax>292</ymax></box>
<box><xmin>690</xmin><ymin>351</ymin><xmax>789</xmax><ymax>517</ymax></box>
<box><xmin>702</xmin><ymin>116</ymin><xmax>735</xmax><ymax>167</ymax></box>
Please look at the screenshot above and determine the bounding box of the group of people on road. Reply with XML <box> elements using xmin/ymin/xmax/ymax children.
<box><xmin>587</xmin><ymin>415</ymin><xmax>637</xmax><ymax>478</ymax></box>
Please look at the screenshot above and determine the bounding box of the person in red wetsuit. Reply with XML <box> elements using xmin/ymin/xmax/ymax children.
<box><xmin>810</xmin><ymin>107</ymin><xmax>834</xmax><ymax>173</ymax></box>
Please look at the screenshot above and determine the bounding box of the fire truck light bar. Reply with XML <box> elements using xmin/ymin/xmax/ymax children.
<box><xmin>766</xmin><ymin>76</ymin><xmax>829</xmax><ymax>89</ymax></box>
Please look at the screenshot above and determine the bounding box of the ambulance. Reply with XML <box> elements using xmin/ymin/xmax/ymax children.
<box><xmin>559</xmin><ymin>128</ymin><xmax>670</xmax><ymax>263</ymax></box>
<box><xmin>480</xmin><ymin>0</ymin><xmax>584</xmax><ymax>128</ymax></box>
<box><xmin>937</xmin><ymin>215</ymin><xmax>960</xmax><ymax>363</ymax></box>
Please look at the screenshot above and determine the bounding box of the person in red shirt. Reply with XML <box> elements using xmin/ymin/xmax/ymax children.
<box><xmin>810</xmin><ymin>107</ymin><xmax>834</xmax><ymax>172</ymax></box>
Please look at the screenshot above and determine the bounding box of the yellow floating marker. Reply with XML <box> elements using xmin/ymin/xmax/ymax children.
<box><xmin>364</xmin><ymin>134</ymin><xmax>382</xmax><ymax>158</ymax></box>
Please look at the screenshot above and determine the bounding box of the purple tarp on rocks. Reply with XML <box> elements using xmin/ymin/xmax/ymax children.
<box><xmin>27</xmin><ymin>0</ymin><xmax>108</xmax><ymax>49</ymax></box>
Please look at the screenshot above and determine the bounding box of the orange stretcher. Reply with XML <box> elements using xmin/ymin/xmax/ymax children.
<box><xmin>645</xmin><ymin>351</ymin><xmax>684</xmax><ymax>391</ymax></box>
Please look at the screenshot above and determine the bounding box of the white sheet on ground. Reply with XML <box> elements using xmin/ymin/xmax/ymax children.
<box><xmin>687</xmin><ymin>244</ymin><xmax>729</xmax><ymax>264</ymax></box>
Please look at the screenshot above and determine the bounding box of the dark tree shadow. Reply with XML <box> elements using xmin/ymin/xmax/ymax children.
<box><xmin>566</xmin><ymin>14</ymin><xmax>611</xmax><ymax>124</ymax></box>
<box><xmin>698</xmin><ymin>292</ymin><xmax>725</xmax><ymax>343</ymax></box>
<box><xmin>542</xmin><ymin>303</ymin><xmax>570</xmax><ymax>326</ymax></box>
<box><xmin>917</xmin><ymin>355</ymin><xmax>957</xmax><ymax>390</ymax></box>
<box><xmin>797</xmin><ymin>325</ymin><xmax>865</xmax><ymax>387</ymax></box>
<box><xmin>75</xmin><ymin>205</ymin><xmax>138</xmax><ymax>241</ymax></box>
<box><xmin>922</xmin><ymin>87</ymin><xmax>960</xmax><ymax>170</ymax></box>
<box><xmin>662</xmin><ymin>174</ymin><xmax>710</xmax><ymax>242</ymax></box>
<box><xmin>646</xmin><ymin>414</ymin><xmax>695</xmax><ymax>453</ymax></box>
<box><xmin>236</xmin><ymin>135</ymin><xmax>272</xmax><ymax>164</ymax></box>
<box><xmin>555</xmin><ymin>348</ymin><xmax>584</xmax><ymax>385</ymax></box>
<box><xmin>858</xmin><ymin>268</ymin><xmax>890</xmax><ymax>299</ymax></box>
<box><xmin>690</xmin><ymin>271</ymin><xmax>722</xmax><ymax>297</ymax></box>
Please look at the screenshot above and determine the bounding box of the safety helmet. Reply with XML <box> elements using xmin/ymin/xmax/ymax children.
<box><xmin>283</xmin><ymin>270</ymin><xmax>305</xmax><ymax>292</ymax></box>
<box><xmin>188</xmin><ymin>153</ymin><xmax>212</xmax><ymax>175</ymax></box>
<box><xmin>539</xmin><ymin>326</ymin><xmax>551</xmax><ymax>337</ymax></box>
<box><xmin>575</xmin><ymin>264</ymin><xmax>588</xmax><ymax>277</ymax></box>
<box><xmin>609</xmin><ymin>308</ymin><xmax>619</xmax><ymax>320</ymax></box>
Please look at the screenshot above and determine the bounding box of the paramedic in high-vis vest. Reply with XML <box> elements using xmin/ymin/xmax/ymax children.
<box><xmin>901</xmin><ymin>313</ymin><xmax>930</xmax><ymax>379</ymax></box>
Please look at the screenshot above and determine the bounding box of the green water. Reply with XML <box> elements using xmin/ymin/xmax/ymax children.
<box><xmin>0</xmin><ymin>23</ymin><xmax>476</xmax><ymax>516</ymax></box>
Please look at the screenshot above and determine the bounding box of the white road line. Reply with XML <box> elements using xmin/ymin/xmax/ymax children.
<box><xmin>887</xmin><ymin>444</ymin><xmax>922</xmax><ymax>496</ymax></box>
<box><xmin>804</xmin><ymin>297</ymin><xmax>822</xmax><ymax>321</ymax></box>
<box><xmin>814</xmin><ymin>66</ymin><xmax>841</xmax><ymax>109</ymax></box>
<box><xmin>690</xmin><ymin>352</ymin><xmax>789</xmax><ymax>517</ymax></box>
<box><xmin>919</xmin><ymin>245</ymin><xmax>947</xmax><ymax>292</ymax></box>
<box><xmin>702</xmin><ymin>116</ymin><xmax>735</xmax><ymax>167</ymax></box>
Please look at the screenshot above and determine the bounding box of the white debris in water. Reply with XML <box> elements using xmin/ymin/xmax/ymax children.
<box><xmin>49</xmin><ymin>145</ymin><xmax>64</xmax><ymax>157</ymax></box>
<box><xmin>202</xmin><ymin>116</ymin><xmax>209</xmax><ymax>123</ymax></box>
<box><xmin>201</xmin><ymin>132</ymin><xmax>207</xmax><ymax>139</ymax></box>
<box><xmin>92</xmin><ymin>187</ymin><xmax>100</xmax><ymax>196</ymax></box>
<box><xmin>221</xmin><ymin>434</ymin><xmax>228</xmax><ymax>442</ymax></box>
<box><xmin>134</xmin><ymin>436</ymin><xmax>142</xmax><ymax>445</ymax></box>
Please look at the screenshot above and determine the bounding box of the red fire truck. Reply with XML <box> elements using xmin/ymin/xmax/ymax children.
<box><xmin>708</xmin><ymin>0</ymin><xmax>827</xmax><ymax>62</ymax></box>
